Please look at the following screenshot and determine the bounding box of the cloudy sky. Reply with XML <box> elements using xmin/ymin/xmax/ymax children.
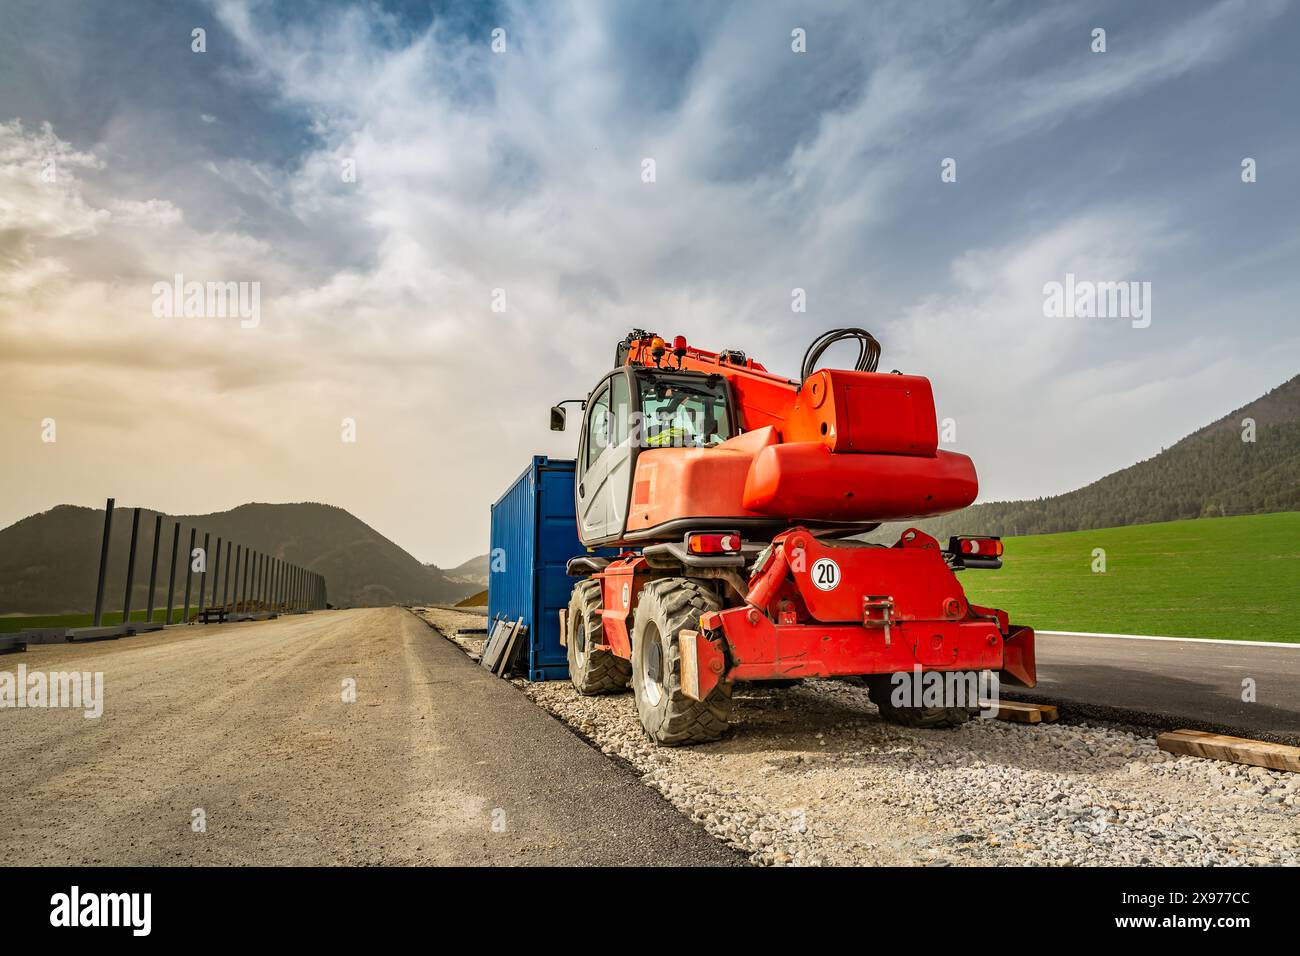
<box><xmin>2</xmin><ymin>0</ymin><xmax>1297</xmax><ymax>567</ymax></box>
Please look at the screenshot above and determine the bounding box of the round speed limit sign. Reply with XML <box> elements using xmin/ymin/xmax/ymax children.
<box><xmin>810</xmin><ymin>557</ymin><xmax>841</xmax><ymax>591</ymax></box>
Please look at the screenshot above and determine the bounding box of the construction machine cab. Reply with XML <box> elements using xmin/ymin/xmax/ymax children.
<box><xmin>573</xmin><ymin>367</ymin><xmax>736</xmax><ymax>544</ymax></box>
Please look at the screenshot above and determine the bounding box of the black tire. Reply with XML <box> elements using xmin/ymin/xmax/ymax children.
<box><xmin>865</xmin><ymin>675</ymin><xmax>977</xmax><ymax>729</ymax></box>
<box><xmin>567</xmin><ymin>578</ymin><xmax>631</xmax><ymax>694</ymax></box>
<box><xmin>631</xmin><ymin>578</ymin><xmax>732</xmax><ymax>746</ymax></box>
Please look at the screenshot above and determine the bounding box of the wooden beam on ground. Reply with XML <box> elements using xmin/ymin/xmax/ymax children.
<box><xmin>980</xmin><ymin>700</ymin><xmax>1059</xmax><ymax>724</ymax></box>
<box><xmin>1157</xmin><ymin>729</ymin><xmax>1300</xmax><ymax>773</ymax></box>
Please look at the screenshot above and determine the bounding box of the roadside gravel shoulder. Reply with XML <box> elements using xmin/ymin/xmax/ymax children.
<box><xmin>415</xmin><ymin>607</ymin><xmax>1300</xmax><ymax>867</ymax></box>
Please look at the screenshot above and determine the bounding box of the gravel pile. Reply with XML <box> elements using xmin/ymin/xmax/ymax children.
<box><xmin>413</xmin><ymin>607</ymin><xmax>487</xmax><ymax>658</ymax></box>
<box><xmin>521</xmin><ymin>679</ymin><xmax>1300</xmax><ymax>867</ymax></box>
<box><xmin>415</xmin><ymin>608</ymin><xmax>1299</xmax><ymax>867</ymax></box>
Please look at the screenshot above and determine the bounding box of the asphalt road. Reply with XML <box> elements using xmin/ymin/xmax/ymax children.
<box><xmin>0</xmin><ymin>607</ymin><xmax>740</xmax><ymax>866</ymax></box>
<box><xmin>1007</xmin><ymin>631</ymin><xmax>1300</xmax><ymax>746</ymax></box>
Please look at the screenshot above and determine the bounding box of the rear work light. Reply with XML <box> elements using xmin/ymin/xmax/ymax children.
<box><xmin>687</xmin><ymin>532</ymin><xmax>742</xmax><ymax>554</ymax></box>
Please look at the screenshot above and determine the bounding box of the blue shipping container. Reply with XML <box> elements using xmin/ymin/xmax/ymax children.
<box><xmin>488</xmin><ymin>456</ymin><xmax>607</xmax><ymax>681</ymax></box>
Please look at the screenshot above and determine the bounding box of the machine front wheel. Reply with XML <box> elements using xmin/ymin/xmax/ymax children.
<box><xmin>631</xmin><ymin>578</ymin><xmax>732</xmax><ymax>746</ymax></box>
<box><xmin>865</xmin><ymin>675</ymin><xmax>977</xmax><ymax>729</ymax></box>
<box><xmin>566</xmin><ymin>578</ymin><xmax>631</xmax><ymax>695</ymax></box>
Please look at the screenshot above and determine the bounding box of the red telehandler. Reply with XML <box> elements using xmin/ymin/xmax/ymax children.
<box><xmin>551</xmin><ymin>329</ymin><xmax>1035</xmax><ymax>745</ymax></box>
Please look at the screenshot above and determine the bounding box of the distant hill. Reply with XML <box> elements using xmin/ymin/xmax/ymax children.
<box><xmin>0</xmin><ymin>502</ymin><xmax>479</xmax><ymax>614</ymax></box>
<box><xmin>434</xmin><ymin>554</ymin><xmax>489</xmax><ymax>588</ymax></box>
<box><xmin>870</xmin><ymin>373</ymin><xmax>1300</xmax><ymax>543</ymax></box>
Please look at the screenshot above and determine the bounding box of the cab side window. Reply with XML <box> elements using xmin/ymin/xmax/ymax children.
<box><xmin>585</xmin><ymin>383</ymin><xmax>611</xmax><ymax>469</ymax></box>
<box><xmin>610</xmin><ymin>373</ymin><xmax>631</xmax><ymax>448</ymax></box>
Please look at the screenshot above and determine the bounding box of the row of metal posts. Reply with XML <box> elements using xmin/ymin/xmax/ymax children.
<box><xmin>90</xmin><ymin>497</ymin><xmax>326</xmax><ymax>628</ymax></box>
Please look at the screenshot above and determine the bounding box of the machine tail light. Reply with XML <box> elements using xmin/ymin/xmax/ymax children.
<box><xmin>687</xmin><ymin>532</ymin><xmax>742</xmax><ymax>554</ymax></box>
<box><xmin>958</xmin><ymin>536</ymin><xmax>1003</xmax><ymax>557</ymax></box>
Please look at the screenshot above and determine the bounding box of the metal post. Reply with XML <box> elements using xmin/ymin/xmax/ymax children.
<box><xmin>92</xmin><ymin>498</ymin><xmax>115</xmax><ymax>627</ymax></box>
<box><xmin>183</xmin><ymin>528</ymin><xmax>196</xmax><ymax>623</ymax></box>
<box><xmin>165</xmin><ymin>521</ymin><xmax>180</xmax><ymax>625</ymax></box>
<box><xmin>222</xmin><ymin>540</ymin><xmax>232</xmax><ymax>609</ymax></box>
<box><xmin>199</xmin><ymin>532</ymin><xmax>210</xmax><ymax>612</ymax></box>
<box><xmin>121</xmin><ymin>507</ymin><xmax>141</xmax><ymax>627</ymax></box>
<box><xmin>232</xmin><ymin>545</ymin><xmax>242</xmax><ymax>613</ymax></box>
<box><xmin>256</xmin><ymin>553</ymin><xmax>264</xmax><ymax>609</ymax></box>
<box><xmin>261</xmin><ymin>555</ymin><xmax>269</xmax><ymax>608</ymax></box>
<box><xmin>211</xmin><ymin>537</ymin><xmax>222</xmax><ymax>611</ymax></box>
<box><xmin>145</xmin><ymin>513</ymin><xmax>162</xmax><ymax>623</ymax></box>
<box><xmin>242</xmin><ymin>549</ymin><xmax>251</xmax><ymax>613</ymax></box>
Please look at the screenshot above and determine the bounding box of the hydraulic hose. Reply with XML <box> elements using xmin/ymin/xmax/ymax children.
<box><xmin>799</xmin><ymin>328</ymin><xmax>881</xmax><ymax>383</ymax></box>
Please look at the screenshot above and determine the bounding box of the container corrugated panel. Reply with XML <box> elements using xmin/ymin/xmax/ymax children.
<box><xmin>488</xmin><ymin>456</ymin><xmax>608</xmax><ymax>681</ymax></box>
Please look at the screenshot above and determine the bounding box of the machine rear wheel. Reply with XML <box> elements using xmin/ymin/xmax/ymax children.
<box><xmin>567</xmin><ymin>579</ymin><xmax>630</xmax><ymax>694</ymax></box>
<box><xmin>632</xmin><ymin>578</ymin><xmax>731</xmax><ymax>746</ymax></box>
<box><xmin>865</xmin><ymin>675</ymin><xmax>977</xmax><ymax>729</ymax></box>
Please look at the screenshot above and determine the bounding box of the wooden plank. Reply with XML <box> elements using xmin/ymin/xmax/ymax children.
<box><xmin>495</xmin><ymin>618</ymin><xmax>526</xmax><ymax>677</ymax></box>
<box><xmin>480</xmin><ymin>619</ymin><xmax>510</xmax><ymax>672</ymax></box>
<box><xmin>980</xmin><ymin>700</ymin><xmax>1058</xmax><ymax>724</ymax></box>
<box><xmin>1157</xmin><ymin>729</ymin><xmax>1300</xmax><ymax>773</ymax></box>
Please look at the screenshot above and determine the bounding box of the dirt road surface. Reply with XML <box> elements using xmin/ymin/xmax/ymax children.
<box><xmin>0</xmin><ymin>608</ymin><xmax>738</xmax><ymax>866</ymax></box>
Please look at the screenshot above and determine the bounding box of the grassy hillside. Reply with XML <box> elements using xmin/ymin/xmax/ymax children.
<box><xmin>871</xmin><ymin>374</ymin><xmax>1300</xmax><ymax>543</ymax></box>
<box><xmin>962</xmin><ymin>511</ymin><xmax>1300</xmax><ymax>643</ymax></box>
<box><xmin>0</xmin><ymin>502</ymin><xmax>477</xmax><ymax>614</ymax></box>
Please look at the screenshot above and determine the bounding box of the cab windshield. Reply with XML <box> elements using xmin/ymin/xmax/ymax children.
<box><xmin>636</xmin><ymin>374</ymin><xmax>733</xmax><ymax>448</ymax></box>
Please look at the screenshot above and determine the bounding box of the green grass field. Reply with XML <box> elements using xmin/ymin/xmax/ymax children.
<box><xmin>962</xmin><ymin>511</ymin><xmax>1300</xmax><ymax>643</ymax></box>
<box><xmin>0</xmin><ymin>608</ymin><xmax>193</xmax><ymax>634</ymax></box>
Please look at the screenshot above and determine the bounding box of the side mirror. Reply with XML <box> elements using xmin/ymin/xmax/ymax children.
<box><xmin>549</xmin><ymin>405</ymin><xmax>567</xmax><ymax>431</ymax></box>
